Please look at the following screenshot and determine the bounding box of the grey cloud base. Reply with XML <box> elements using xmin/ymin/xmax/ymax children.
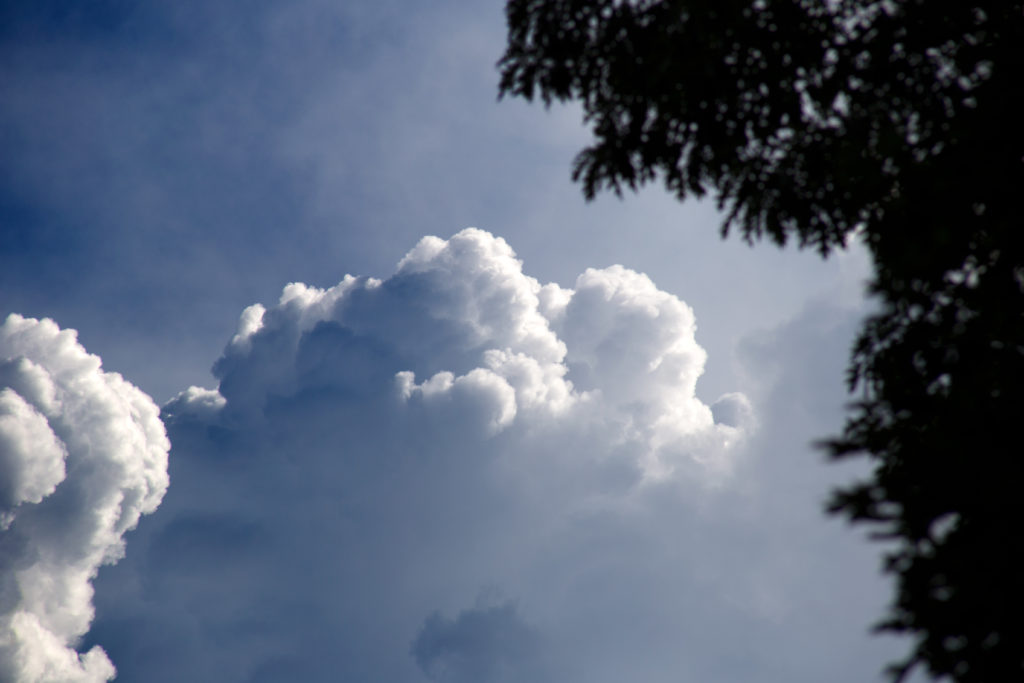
<box><xmin>0</xmin><ymin>315</ymin><xmax>169</xmax><ymax>683</ymax></box>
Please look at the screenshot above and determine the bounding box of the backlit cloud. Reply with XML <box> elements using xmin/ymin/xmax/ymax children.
<box><xmin>88</xmin><ymin>229</ymin><xmax>896</xmax><ymax>682</ymax></box>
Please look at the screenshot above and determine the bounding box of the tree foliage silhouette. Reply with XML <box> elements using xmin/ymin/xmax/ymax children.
<box><xmin>498</xmin><ymin>1</ymin><xmax>1024</xmax><ymax>681</ymax></box>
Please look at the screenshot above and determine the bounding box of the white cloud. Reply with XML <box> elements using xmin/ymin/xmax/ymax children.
<box><xmin>0</xmin><ymin>314</ymin><xmax>170</xmax><ymax>683</ymax></box>
<box><xmin>197</xmin><ymin>228</ymin><xmax>744</xmax><ymax>474</ymax></box>
<box><xmin>0</xmin><ymin>388</ymin><xmax>67</xmax><ymax>522</ymax></box>
<box><xmin>90</xmin><ymin>229</ymin><xmax>899</xmax><ymax>682</ymax></box>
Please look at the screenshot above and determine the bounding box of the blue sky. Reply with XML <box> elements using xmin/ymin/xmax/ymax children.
<box><xmin>0</xmin><ymin>1</ymin><xmax>921</xmax><ymax>682</ymax></box>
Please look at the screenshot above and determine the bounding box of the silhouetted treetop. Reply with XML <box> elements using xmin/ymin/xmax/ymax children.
<box><xmin>500</xmin><ymin>1</ymin><xmax>1022</xmax><ymax>282</ymax></box>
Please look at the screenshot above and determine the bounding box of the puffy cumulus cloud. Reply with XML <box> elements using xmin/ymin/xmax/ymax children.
<box><xmin>189</xmin><ymin>228</ymin><xmax>744</xmax><ymax>475</ymax></box>
<box><xmin>0</xmin><ymin>314</ymin><xmax>169</xmax><ymax>683</ymax></box>
<box><xmin>89</xmin><ymin>229</ymin><xmax>894</xmax><ymax>682</ymax></box>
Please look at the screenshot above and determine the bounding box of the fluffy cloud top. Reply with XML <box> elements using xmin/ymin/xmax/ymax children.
<box><xmin>0</xmin><ymin>315</ymin><xmax>169</xmax><ymax>683</ymax></box>
<box><xmin>182</xmin><ymin>228</ymin><xmax>745</xmax><ymax>474</ymax></box>
<box><xmin>88</xmin><ymin>229</ymin><xmax>892</xmax><ymax>682</ymax></box>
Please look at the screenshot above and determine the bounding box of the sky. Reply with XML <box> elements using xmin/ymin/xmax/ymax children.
<box><xmin>0</xmin><ymin>1</ymin><xmax>924</xmax><ymax>682</ymax></box>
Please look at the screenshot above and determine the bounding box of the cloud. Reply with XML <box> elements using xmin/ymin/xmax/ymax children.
<box><xmin>0</xmin><ymin>314</ymin><xmax>170</xmax><ymax>682</ymax></box>
<box><xmin>198</xmin><ymin>229</ymin><xmax>745</xmax><ymax>471</ymax></box>
<box><xmin>88</xmin><ymin>228</ymin><xmax>901</xmax><ymax>682</ymax></box>
<box><xmin>412</xmin><ymin>600</ymin><xmax>552</xmax><ymax>683</ymax></box>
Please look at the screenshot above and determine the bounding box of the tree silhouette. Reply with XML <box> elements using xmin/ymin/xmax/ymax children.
<box><xmin>498</xmin><ymin>1</ymin><xmax>1024</xmax><ymax>680</ymax></box>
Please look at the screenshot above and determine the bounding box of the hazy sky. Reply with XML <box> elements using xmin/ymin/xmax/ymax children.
<box><xmin>1</xmin><ymin>1</ymin><xmax>920</xmax><ymax>682</ymax></box>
